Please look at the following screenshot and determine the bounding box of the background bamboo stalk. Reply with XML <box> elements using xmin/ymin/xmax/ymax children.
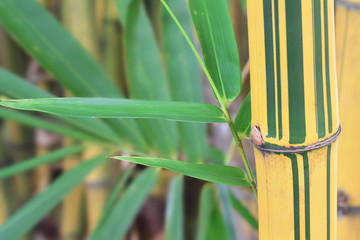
<box><xmin>0</xmin><ymin>27</ymin><xmax>32</xmax><ymax>210</ymax></box>
<box><xmin>61</xmin><ymin>0</ymin><xmax>110</xmax><ymax>235</ymax></box>
<box><xmin>247</xmin><ymin>0</ymin><xmax>339</xmax><ymax>239</ymax></box>
<box><xmin>335</xmin><ymin>0</ymin><xmax>360</xmax><ymax>239</ymax></box>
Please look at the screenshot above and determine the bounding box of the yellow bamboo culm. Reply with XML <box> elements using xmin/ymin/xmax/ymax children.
<box><xmin>61</xmin><ymin>0</ymin><xmax>110</xmax><ymax>235</ymax></box>
<box><xmin>60</xmin><ymin>139</ymin><xmax>84</xmax><ymax>240</ymax></box>
<box><xmin>247</xmin><ymin>0</ymin><xmax>339</xmax><ymax>239</ymax></box>
<box><xmin>335</xmin><ymin>0</ymin><xmax>360</xmax><ymax>239</ymax></box>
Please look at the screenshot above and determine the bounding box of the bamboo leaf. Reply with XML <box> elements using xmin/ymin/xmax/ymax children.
<box><xmin>0</xmin><ymin>68</ymin><xmax>121</xmax><ymax>144</ymax></box>
<box><xmin>196</xmin><ymin>184</ymin><xmax>230</xmax><ymax>240</ymax></box>
<box><xmin>217</xmin><ymin>184</ymin><xmax>237</xmax><ymax>240</ymax></box>
<box><xmin>0</xmin><ymin>0</ymin><xmax>148</xmax><ymax>151</ymax></box>
<box><xmin>161</xmin><ymin>0</ymin><xmax>207</xmax><ymax>162</ymax></box>
<box><xmin>92</xmin><ymin>168</ymin><xmax>159</xmax><ymax>240</ymax></box>
<box><xmin>0</xmin><ymin>145</ymin><xmax>86</xmax><ymax>180</ymax></box>
<box><xmin>120</xmin><ymin>0</ymin><xmax>178</xmax><ymax>157</ymax></box>
<box><xmin>229</xmin><ymin>191</ymin><xmax>258</xmax><ymax>230</ymax></box>
<box><xmin>166</xmin><ymin>175</ymin><xmax>184</xmax><ymax>240</ymax></box>
<box><xmin>207</xmin><ymin>147</ymin><xmax>226</xmax><ymax>165</ymax></box>
<box><xmin>0</xmin><ymin>107</ymin><xmax>101</xmax><ymax>143</ymax></box>
<box><xmin>188</xmin><ymin>0</ymin><xmax>241</xmax><ymax>102</ymax></box>
<box><xmin>0</xmin><ymin>0</ymin><xmax>119</xmax><ymax>97</ymax></box>
<box><xmin>234</xmin><ymin>94</ymin><xmax>251</xmax><ymax>139</ymax></box>
<box><xmin>196</xmin><ymin>184</ymin><xmax>213</xmax><ymax>240</ymax></box>
<box><xmin>0</xmin><ymin>154</ymin><xmax>106</xmax><ymax>240</ymax></box>
<box><xmin>0</xmin><ymin>98</ymin><xmax>226</xmax><ymax>123</ymax></box>
<box><xmin>89</xmin><ymin>165</ymin><xmax>136</xmax><ymax>240</ymax></box>
<box><xmin>112</xmin><ymin>156</ymin><xmax>251</xmax><ymax>187</ymax></box>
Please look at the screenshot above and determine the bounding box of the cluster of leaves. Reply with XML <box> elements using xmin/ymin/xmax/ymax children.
<box><xmin>0</xmin><ymin>0</ymin><xmax>255</xmax><ymax>239</ymax></box>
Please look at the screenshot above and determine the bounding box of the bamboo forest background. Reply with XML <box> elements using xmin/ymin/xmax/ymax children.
<box><xmin>0</xmin><ymin>0</ymin><xmax>358</xmax><ymax>239</ymax></box>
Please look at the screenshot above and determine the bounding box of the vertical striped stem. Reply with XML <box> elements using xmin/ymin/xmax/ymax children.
<box><xmin>335</xmin><ymin>0</ymin><xmax>360</xmax><ymax>239</ymax></box>
<box><xmin>247</xmin><ymin>0</ymin><xmax>339</xmax><ymax>239</ymax></box>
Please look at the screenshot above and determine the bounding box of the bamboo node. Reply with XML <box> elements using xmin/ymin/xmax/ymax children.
<box><xmin>249</xmin><ymin>125</ymin><xmax>265</xmax><ymax>146</ymax></box>
<box><xmin>251</xmin><ymin>125</ymin><xmax>341</xmax><ymax>154</ymax></box>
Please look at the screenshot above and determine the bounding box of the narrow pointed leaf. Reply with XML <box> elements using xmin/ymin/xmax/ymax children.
<box><xmin>120</xmin><ymin>0</ymin><xmax>178</xmax><ymax>157</ymax></box>
<box><xmin>0</xmin><ymin>107</ymin><xmax>100</xmax><ymax>143</ymax></box>
<box><xmin>89</xmin><ymin>165</ymin><xmax>136</xmax><ymax>240</ymax></box>
<box><xmin>234</xmin><ymin>94</ymin><xmax>251</xmax><ymax>139</ymax></box>
<box><xmin>206</xmin><ymin>198</ymin><xmax>230</xmax><ymax>240</ymax></box>
<box><xmin>230</xmin><ymin>191</ymin><xmax>258</xmax><ymax>230</ymax></box>
<box><xmin>112</xmin><ymin>156</ymin><xmax>251</xmax><ymax>187</ymax></box>
<box><xmin>0</xmin><ymin>68</ymin><xmax>121</xmax><ymax>144</ymax></box>
<box><xmin>196</xmin><ymin>184</ymin><xmax>213</xmax><ymax>240</ymax></box>
<box><xmin>0</xmin><ymin>98</ymin><xmax>226</xmax><ymax>123</ymax></box>
<box><xmin>0</xmin><ymin>155</ymin><xmax>106</xmax><ymax>240</ymax></box>
<box><xmin>162</xmin><ymin>0</ymin><xmax>207</xmax><ymax>162</ymax></box>
<box><xmin>0</xmin><ymin>0</ymin><xmax>119</xmax><ymax>97</ymax></box>
<box><xmin>217</xmin><ymin>184</ymin><xmax>236</xmax><ymax>240</ymax></box>
<box><xmin>0</xmin><ymin>145</ymin><xmax>86</xmax><ymax>180</ymax></box>
<box><xmin>189</xmin><ymin>0</ymin><xmax>241</xmax><ymax>102</ymax></box>
<box><xmin>94</xmin><ymin>168</ymin><xmax>159</xmax><ymax>240</ymax></box>
<box><xmin>166</xmin><ymin>176</ymin><xmax>184</xmax><ymax>240</ymax></box>
<box><xmin>0</xmin><ymin>0</ymin><xmax>147</xmax><ymax>150</ymax></box>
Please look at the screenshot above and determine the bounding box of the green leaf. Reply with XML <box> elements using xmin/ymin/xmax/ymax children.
<box><xmin>166</xmin><ymin>175</ymin><xmax>184</xmax><ymax>240</ymax></box>
<box><xmin>161</xmin><ymin>0</ymin><xmax>207</xmax><ymax>162</ymax></box>
<box><xmin>112</xmin><ymin>156</ymin><xmax>251</xmax><ymax>187</ymax></box>
<box><xmin>217</xmin><ymin>184</ymin><xmax>236</xmax><ymax>240</ymax></box>
<box><xmin>189</xmin><ymin>0</ymin><xmax>241</xmax><ymax>102</ymax></box>
<box><xmin>93</xmin><ymin>168</ymin><xmax>159</xmax><ymax>240</ymax></box>
<box><xmin>0</xmin><ymin>0</ymin><xmax>118</xmax><ymax>97</ymax></box>
<box><xmin>234</xmin><ymin>94</ymin><xmax>251</xmax><ymax>139</ymax></box>
<box><xmin>196</xmin><ymin>184</ymin><xmax>230</xmax><ymax>240</ymax></box>
<box><xmin>206</xmin><ymin>197</ymin><xmax>230</xmax><ymax>240</ymax></box>
<box><xmin>0</xmin><ymin>98</ymin><xmax>226</xmax><ymax>123</ymax></box>
<box><xmin>89</xmin><ymin>165</ymin><xmax>136</xmax><ymax>240</ymax></box>
<box><xmin>207</xmin><ymin>147</ymin><xmax>226</xmax><ymax>165</ymax></box>
<box><xmin>0</xmin><ymin>145</ymin><xmax>86</xmax><ymax>180</ymax></box>
<box><xmin>0</xmin><ymin>154</ymin><xmax>106</xmax><ymax>240</ymax></box>
<box><xmin>0</xmin><ymin>0</ymin><xmax>148</xmax><ymax>151</ymax></box>
<box><xmin>230</xmin><ymin>191</ymin><xmax>258</xmax><ymax>230</ymax></box>
<box><xmin>120</xmin><ymin>0</ymin><xmax>178</xmax><ymax>157</ymax></box>
<box><xmin>0</xmin><ymin>68</ymin><xmax>121</xmax><ymax>144</ymax></box>
<box><xmin>196</xmin><ymin>184</ymin><xmax>213</xmax><ymax>240</ymax></box>
<box><xmin>0</xmin><ymin>107</ymin><xmax>100</xmax><ymax>143</ymax></box>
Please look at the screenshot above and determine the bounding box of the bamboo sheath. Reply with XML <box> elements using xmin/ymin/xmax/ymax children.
<box><xmin>247</xmin><ymin>0</ymin><xmax>339</xmax><ymax>239</ymax></box>
<box><xmin>335</xmin><ymin>0</ymin><xmax>360</xmax><ymax>239</ymax></box>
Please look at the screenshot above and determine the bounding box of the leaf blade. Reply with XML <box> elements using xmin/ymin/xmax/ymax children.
<box><xmin>189</xmin><ymin>0</ymin><xmax>241</xmax><ymax>102</ymax></box>
<box><xmin>0</xmin><ymin>98</ymin><xmax>226</xmax><ymax>123</ymax></box>
<box><xmin>0</xmin><ymin>154</ymin><xmax>106</xmax><ymax>240</ymax></box>
<box><xmin>234</xmin><ymin>94</ymin><xmax>251</xmax><ymax>139</ymax></box>
<box><xmin>161</xmin><ymin>0</ymin><xmax>207</xmax><ymax>162</ymax></box>
<box><xmin>0</xmin><ymin>145</ymin><xmax>86</xmax><ymax>180</ymax></box>
<box><xmin>166</xmin><ymin>175</ymin><xmax>184</xmax><ymax>240</ymax></box>
<box><xmin>94</xmin><ymin>168</ymin><xmax>159</xmax><ymax>240</ymax></box>
<box><xmin>112</xmin><ymin>156</ymin><xmax>251</xmax><ymax>187</ymax></box>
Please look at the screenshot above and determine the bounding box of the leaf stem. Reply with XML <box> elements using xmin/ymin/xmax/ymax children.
<box><xmin>160</xmin><ymin>0</ymin><xmax>257</xmax><ymax>198</ymax></box>
<box><xmin>222</xmin><ymin>106</ymin><xmax>258</xmax><ymax>199</ymax></box>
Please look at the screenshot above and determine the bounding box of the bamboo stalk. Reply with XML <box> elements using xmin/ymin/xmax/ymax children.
<box><xmin>0</xmin><ymin>27</ymin><xmax>32</xmax><ymax>209</ymax></box>
<box><xmin>61</xmin><ymin>1</ymin><xmax>110</xmax><ymax>235</ymax></box>
<box><xmin>247</xmin><ymin>0</ymin><xmax>339</xmax><ymax>239</ymax></box>
<box><xmin>103</xmin><ymin>0</ymin><xmax>127</xmax><ymax>92</ymax></box>
<box><xmin>335</xmin><ymin>0</ymin><xmax>360</xmax><ymax>239</ymax></box>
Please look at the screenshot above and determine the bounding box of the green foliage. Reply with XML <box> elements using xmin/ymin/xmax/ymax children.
<box><xmin>0</xmin><ymin>98</ymin><xmax>226</xmax><ymax>123</ymax></box>
<box><xmin>89</xmin><ymin>168</ymin><xmax>160</xmax><ymax>240</ymax></box>
<box><xmin>0</xmin><ymin>155</ymin><xmax>106</xmax><ymax>240</ymax></box>
<box><xmin>189</xmin><ymin>0</ymin><xmax>242</xmax><ymax>103</ymax></box>
<box><xmin>234</xmin><ymin>94</ymin><xmax>251</xmax><ymax>139</ymax></box>
<box><xmin>112</xmin><ymin>156</ymin><xmax>251</xmax><ymax>187</ymax></box>
<box><xmin>0</xmin><ymin>145</ymin><xmax>86</xmax><ymax>179</ymax></box>
<box><xmin>166</xmin><ymin>176</ymin><xmax>184</xmax><ymax>240</ymax></box>
<box><xmin>0</xmin><ymin>0</ymin><xmax>258</xmax><ymax>238</ymax></box>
